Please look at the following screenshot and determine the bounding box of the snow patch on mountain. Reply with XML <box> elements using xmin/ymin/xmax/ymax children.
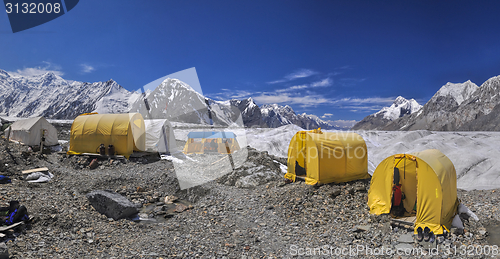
<box><xmin>432</xmin><ymin>80</ymin><xmax>478</xmax><ymax>105</ymax></box>
<box><xmin>374</xmin><ymin>96</ymin><xmax>422</xmax><ymax>121</ymax></box>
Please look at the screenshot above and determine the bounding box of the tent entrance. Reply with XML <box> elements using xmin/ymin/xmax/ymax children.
<box><xmin>391</xmin><ymin>155</ymin><xmax>418</xmax><ymax>218</ymax></box>
<box><xmin>294</xmin><ymin>132</ymin><xmax>307</xmax><ymax>176</ymax></box>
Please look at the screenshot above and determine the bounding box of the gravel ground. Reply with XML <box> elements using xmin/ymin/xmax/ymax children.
<box><xmin>0</xmin><ymin>128</ymin><xmax>499</xmax><ymax>258</ymax></box>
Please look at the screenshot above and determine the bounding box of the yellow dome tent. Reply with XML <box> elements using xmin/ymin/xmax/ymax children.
<box><xmin>284</xmin><ymin>129</ymin><xmax>369</xmax><ymax>185</ymax></box>
<box><xmin>367</xmin><ymin>149</ymin><xmax>459</xmax><ymax>235</ymax></box>
<box><xmin>67</xmin><ymin>113</ymin><xmax>146</xmax><ymax>158</ymax></box>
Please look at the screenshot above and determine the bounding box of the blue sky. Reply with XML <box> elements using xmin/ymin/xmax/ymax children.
<box><xmin>2</xmin><ymin>1</ymin><xmax>500</xmax><ymax>122</ymax></box>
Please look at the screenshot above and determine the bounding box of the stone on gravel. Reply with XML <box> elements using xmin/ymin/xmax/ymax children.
<box><xmin>398</xmin><ymin>233</ymin><xmax>414</xmax><ymax>243</ymax></box>
<box><xmin>0</xmin><ymin>242</ymin><xmax>8</xmax><ymax>259</ymax></box>
<box><xmin>330</xmin><ymin>187</ymin><xmax>342</xmax><ymax>198</ymax></box>
<box><xmin>86</xmin><ymin>190</ymin><xmax>138</xmax><ymax>220</ymax></box>
<box><xmin>353</xmin><ymin>224</ymin><xmax>371</xmax><ymax>232</ymax></box>
<box><xmin>394</xmin><ymin>243</ymin><xmax>413</xmax><ymax>251</ymax></box>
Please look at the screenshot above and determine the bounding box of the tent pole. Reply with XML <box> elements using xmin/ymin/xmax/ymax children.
<box><xmin>40</xmin><ymin>129</ymin><xmax>45</xmax><ymax>154</ymax></box>
<box><xmin>5</xmin><ymin>126</ymin><xmax>11</xmax><ymax>146</ymax></box>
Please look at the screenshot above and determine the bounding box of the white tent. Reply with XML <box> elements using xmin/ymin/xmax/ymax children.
<box><xmin>144</xmin><ymin>119</ymin><xmax>176</xmax><ymax>154</ymax></box>
<box><xmin>8</xmin><ymin>117</ymin><xmax>58</xmax><ymax>146</ymax></box>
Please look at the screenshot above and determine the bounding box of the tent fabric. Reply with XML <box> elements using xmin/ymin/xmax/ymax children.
<box><xmin>187</xmin><ymin>132</ymin><xmax>236</xmax><ymax>139</ymax></box>
<box><xmin>144</xmin><ymin>119</ymin><xmax>176</xmax><ymax>153</ymax></box>
<box><xmin>367</xmin><ymin>149</ymin><xmax>459</xmax><ymax>235</ymax></box>
<box><xmin>284</xmin><ymin>129</ymin><xmax>369</xmax><ymax>185</ymax></box>
<box><xmin>8</xmin><ymin>117</ymin><xmax>58</xmax><ymax>146</ymax></box>
<box><xmin>67</xmin><ymin>113</ymin><xmax>146</xmax><ymax>158</ymax></box>
<box><xmin>183</xmin><ymin>131</ymin><xmax>240</xmax><ymax>154</ymax></box>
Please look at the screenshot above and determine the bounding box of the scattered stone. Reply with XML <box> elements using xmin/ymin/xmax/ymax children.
<box><xmin>397</xmin><ymin>233</ymin><xmax>414</xmax><ymax>243</ymax></box>
<box><xmin>394</xmin><ymin>243</ymin><xmax>413</xmax><ymax>251</ymax></box>
<box><xmin>354</xmin><ymin>185</ymin><xmax>366</xmax><ymax>192</ymax></box>
<box><xmin>174</xmin><ymin>203</ymin><xmax>188</xmax><ymax>213</ymax></box>
<box><xmin>86</xmin><ymin>190</ymin><xmax>139</xmax><ymax>220</ymax></box>
<box><xmin>330</xmin><ymin>187</ymin><xmax>342</xmax><ymax>198</ymax></box>
<box><xmin>0</xmin><ymin>243</ymin><xmax>8</xmax><ymax>259</ymax></box>
<box><xmin>353</xmin><ymin>224</ymin><xmax>371</xmax><ymax>232</ymax></box>
<box><xmin>164</xmin><ymin>195</ymin><xmax>178</xmax><ymax>204</ymax></box>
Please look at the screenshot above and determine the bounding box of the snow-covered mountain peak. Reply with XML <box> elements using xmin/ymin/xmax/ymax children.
<box><xmin>374</xmin><ymin>96</ymin><xmax>422</xmax><ymax>121</ymax></box>
<box><xmin>433</xmin><ymin>80</ymin><xmax>478</xmax><ymax>105</ymax></box>
<box><xmin>159</xmin><ymin>78</ymin><xmax>197</xmax><ymax>93</ymax></box>
<box><xmin>0</xmin><ymin>69</ymin><xmax>10</xmax><ymax>78</ymax></box>
<box><xmin>480</xmin><ymin>75</ymin><xmax>500</xmax><ymax>91</ymax></box>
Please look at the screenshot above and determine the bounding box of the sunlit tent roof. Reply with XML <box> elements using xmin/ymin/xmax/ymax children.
<box><xmin>368</xmin><ymin>149</ymin><xmax>459</xmax><ymax>235</ymax></box>
<box><xmin>67</xmin><ymin>113</ymin><xmax>146</xmax><ymax>158</ymax></box>
<box><xmin>285</xmin><ymin>128</ymin><xmax>369</xmax><ymax>185</ymax></box>
<box><xmin>8</xmin><ymin>117</ymin><xmax>58</xmax><ymax>146</ymax></box>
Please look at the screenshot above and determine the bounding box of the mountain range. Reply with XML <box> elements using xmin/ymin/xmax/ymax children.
<box><xmin>0</xmin><ymin>69</ymin><xmax>342</xmax><ymax>129</ymax></box>
<box><xmin>351</xmin><ymin>96</ymin><xmax>422</xmax><ymax>130</ymax></box>
<box><xmin>353</xmin><ymin>75</ymin><xmax>500</xmax><ymax>131</ymax></box>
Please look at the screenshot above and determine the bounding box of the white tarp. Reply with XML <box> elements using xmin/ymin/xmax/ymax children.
<box><xmin>8</xmin><ymin>117</ymin><xmax>58</xmax><ymax>146</ymax></box>
<box><xmin>144</xmin><ymin>119</ymin><xmax>176</xmax><ymax>153</ymax></box>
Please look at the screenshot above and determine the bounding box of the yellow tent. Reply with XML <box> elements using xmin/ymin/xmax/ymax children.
<box><xmin>367</xmin><ymin>149</ymin><xmax>459</xmax><ymax>235</ymax></box>
<box><xmin>67</xmin><ymin>113</ymin><xmax>146</xmax><ymax>158</ymax></box>
<box><xmin>183</xmin><ymin>132</ymin><xmax>240</xmax><ymax>154</ymax></box>
<box><xmin>284</xmin><ymin>129</ymin><xmax>369</xmax><ymax>185</ymax></box>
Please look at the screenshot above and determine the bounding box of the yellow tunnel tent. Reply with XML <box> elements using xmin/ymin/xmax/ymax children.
<box><xmin>67</xmin><ymin>113</ymin><xmax>146</xmax><ymax>158</ymax></box>
<box><xmin>183</xmin><ymin>131</ymin><xmax>240</xmax><ymax>154</ymax></box>
<box><xmin>367</xmin><ymin>149</ymin><xmax>459</xmax><ymax>235</ymax></box>
<box><xmin>284</xmin><ymin>128</ymin><xmax>369</xmax><ymax>185</ymax></box>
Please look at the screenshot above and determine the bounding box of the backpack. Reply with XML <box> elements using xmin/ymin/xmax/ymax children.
<box><xmin>4</xmin><ymin>201</ymin><xmax>29</xmax><ymax>225</ymax></box>
<box><xmin>392</xmin><ymin>185</ymin><xmax>402</xmax><ymax>206</ymax></box>
<box><xmin>0</xmin><ymin>175</ymin><xmax>11</xmax><ymax>184</ymax></box>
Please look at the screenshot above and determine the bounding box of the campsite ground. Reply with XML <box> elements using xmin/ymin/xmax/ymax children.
<box><xmin>0</xmin><ymin>124</ymin><xmax>499</xmax><ymax>258</ymax></box>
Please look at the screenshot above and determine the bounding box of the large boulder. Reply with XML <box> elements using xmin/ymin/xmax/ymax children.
<box><xmin>86</xmin><ymin>190</ymin><xmax>138</xmax><ymax>220</ymax></box>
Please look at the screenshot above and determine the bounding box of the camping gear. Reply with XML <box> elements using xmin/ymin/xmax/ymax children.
<box><xmin>368</xmin><ymin>149</ymin><xmax>459</xmax><ymax>235</ymax></box>
<box><xmin>25</xmin><ymin>171</ymin><xmax>54</xmax><ymax>183</ymax></box>
<box><xmin>67</xmin><ymin>113</ymin><xmax>146</xmax><ymax>159</ymax></box>
<box><xmin>108</xmin><ymin>145</ymin><xmax>115</xmax><ymax>156</ymax></box>
<box><xmin>144</xmin><ymin>119</ymin><xmax>176</xmax><ymax>154</ymax></box>
<box><xmin>8</xmin><ymin>117</ymin><xmax>58</xmax><ymax>146</ymax></box>
<box><xmin>183</xmin><ymin>131</ymin><xmax>240</xmax><ymax>154</ymax></box>
<box><xmin>99</xmin><ymin>144</ymin><xmax>106</xmax><ymax>156</ymax></box>
<box><xmin>89</xmin><ymin>159</ymin><xmax>99</xmax><ymax>169</ymax></box>
<box><xmin>284</xmin><ymin>128</ymin><xmax>369</xmax><ymax>185</ymax></box>
<box><xmin>0</xmin><ymin>176</ymin><xmax>11</xmax><ymax>184</ymax></box>
<box><xmin>1</xmin><ymin>201</ymin><xmax>29</xmax><ymax>226</ymax></box>
<box><xmin>416</xmin><ymin>227</ymin><xmax>423</xmax><ymax>242</ymax></box>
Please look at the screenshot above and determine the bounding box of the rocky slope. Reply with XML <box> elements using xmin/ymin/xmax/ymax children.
<box><xmin>352</xmin><ymin>96</ymin><xmax>422</xmax><ymax>130</ymax></box>
<box><xmin>383</xmin><ymin>79</ymin><xmax>483</xmax><ymax>131</ymax></box>
<box><xmin>0</xmin><ymin>130</ymin><xmax>496</xmax><ymax>258</ymax></box>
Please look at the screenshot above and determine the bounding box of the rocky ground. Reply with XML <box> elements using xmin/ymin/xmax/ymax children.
<box><xmin>0</xmin><ymin>126</ymin><xmax>499</xmax><ymax>258</ymax></box>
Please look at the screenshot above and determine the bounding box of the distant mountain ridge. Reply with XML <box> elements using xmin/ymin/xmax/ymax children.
<box><xmin>383</xmin><ymin>79</ymin><xmax>483</xmax><ymax>131</ymax></box>
<box><xmin>0</xmin><ymin>69</ymin><xmax>339</xmax><ymax>129</ymax></box>
<box><xmin>0</xmin><ymin>69</ymin><xmax>139</xmax><ymax>119</ymax></box>
<box><xmin>355</xmin><ymin>75</ymin><xmax>500</xmax><ymax>131</ymax></box>
<box><xmin>352</xmin><ymin>96</ymin><xmax>422</xmax><ymax>130</ymax></box>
